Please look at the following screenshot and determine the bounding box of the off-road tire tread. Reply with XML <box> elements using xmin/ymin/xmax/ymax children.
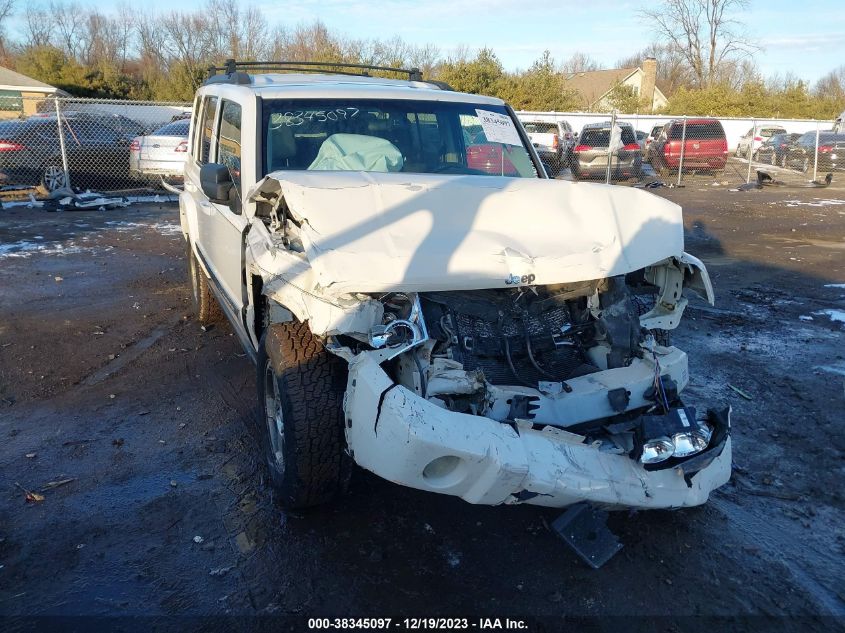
<box><xmin>260</xmin><ymin>321</ymin><xmax>349</xmax><ymax>508</ymax></box>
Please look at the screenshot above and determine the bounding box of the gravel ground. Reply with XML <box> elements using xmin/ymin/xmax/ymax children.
<box><xmin>0</xmin><ymin>180</ymin><xmax>843</xmax><ymax>630</ymax></box>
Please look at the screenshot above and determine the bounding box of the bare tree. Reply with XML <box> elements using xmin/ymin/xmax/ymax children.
<box><xmin>0</xmin><ymin>0</ymin><xmax>15</xmax><ymax>58</ymax></box>
<box><xmin>204</xmin><ymin>0</ymin><xmax>270</xmax><ymax>61</ymax></box>
<box><xmin>24</xmin><ymin>5</ymin><xmax>54</xmax><ymax>48</ymax></box>
<box><xmin>641</xmin><ymin>0</ymin><xmax>757</xmax><ymax>88</ymax></box>
<box><xmin>816</xmin><ymin>65</ymin><xmax>845</xmax><ymax>101</ymax></box>
<box><xmin>617</xmin><ymin>43</ymin><xmax>693</xmax><ymax>96</ymax></box>
<box><xmin>560</xmin><ymin>51</ymin><xmax>600</xmax><ymax>74</ymax></box>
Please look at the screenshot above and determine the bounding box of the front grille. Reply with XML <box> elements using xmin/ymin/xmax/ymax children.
<box><xmin>422</xmin><ymin>290</ymin><xmax>596</xmax><ymax>386</ymax></box>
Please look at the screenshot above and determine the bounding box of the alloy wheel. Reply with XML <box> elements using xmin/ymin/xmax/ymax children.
<box><xmin>263</xmin><ymin>361</ymin><xmax>285</xmax><ymax>468</ymax></box>
<box><xmin>43</xmin><ymin>166</ymin><xmax>68</xmax><ymax>192</ymax></box>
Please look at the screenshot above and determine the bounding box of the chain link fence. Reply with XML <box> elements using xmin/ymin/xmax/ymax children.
<box><xmin>0</xmin><ymin>94</ymin><xmax>839</xmax><ymax>197</ymax></box>
<box><xmin>0</xmin><ymin>96</ymin><xmax>191</xmax><ymax>196</ymax></box>
<box><xmin>517</xmin><ymin>111</ymin><xmax>843</xmax><ymax>188</ymax></box>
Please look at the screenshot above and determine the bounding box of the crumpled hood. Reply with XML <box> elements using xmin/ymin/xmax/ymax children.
<box><xmin>248</xmin><ymin>171</ymin><xmax>684</xmax><ymax>294</ymax></box>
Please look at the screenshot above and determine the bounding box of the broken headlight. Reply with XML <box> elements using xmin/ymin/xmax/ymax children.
<box><xmin>635</xmin><ymin>407</ymin><xmax>712</xmax><ymax>466</ymax></box>
<box><xmin>368</xmin><ymin>293</ymin><xmax>429</xmax><ymax>358</ymax></box>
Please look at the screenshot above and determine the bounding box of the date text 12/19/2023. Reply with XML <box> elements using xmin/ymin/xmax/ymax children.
<box><xmin>307</xmin><ymin>618</ymin><xmax>529</xmax><ymax>630</ymax></box>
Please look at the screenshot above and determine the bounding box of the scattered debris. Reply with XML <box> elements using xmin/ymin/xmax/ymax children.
<box><xmin>25</xmin><ymin>453</ymin><xmax>36</xmax><ymax>459</ymax></box>
<box><xmin>170</xmin><ymin>480</ymin><xmax>177</xmax><ymax>487</ymax></box>
<box><xmin>193</xmin><ymin>535</ymin><xmax>204</xmax><ymax>544</ymax></box>
<box><xmin>112</xmin><ymin>438</ymin><xmax>124</xmax><ymax>448</ymax></box>
<box><xmin>550</xmin><ymin>503</ymin><xmax>623</xmax><ymax>569</ymax></box>
<box><xmin>799</xmin><ymin>315</ymin><xmax>814</xmax><ymax>322</ymax></box>
<box><xmin>62</xmin><ymin>438</ymin><xmax>95</xmax><ymax>446</ymax></box>
<box><xmin>728</xmin><ymin>384</ymin><xmax>753</xmax><ymax>400</ymax></box>
<box><xmin>209</xmin><ymin>565</ymin><xmax>234</xmax><ymax>577</ymax></box>
<box><xmin>15</xmin><ymin>482</ymin><xmax>45</xmax><ymax>503</ymax></box>
<box><xmin>42</xmin><ymin>478</ymin><xmax>76</xmax><ymax>491</ymax></box>
<box><xmin>54</xmin><ymin>276</ymin><xmax>64</xmax><ymax>282</ymax></box>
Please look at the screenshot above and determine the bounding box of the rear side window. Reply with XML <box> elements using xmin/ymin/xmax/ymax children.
<box><xmin>217</xmin><ymin>100</ymin><xmax>242</xmax><ymax>189</ymax></box>
<box><xmin>668</xmin><ymin>122</ymin><xmax>725</xmax><ymax>140</ymax></box>
<box><xmin>523</xmin><ymin>122</ymin><xmax>557</xmax><ymax>134</ymax></box>
<box><xmin>760</xmin><ymin>128</ymin><xmax>785</xmax><ymax>137</ymax></box>
<box><xmin>198</xmin><ymin>96</ymin><xmax>218</xmax><ymax>165</ymax></box>
<box><xmin>580</xmin><ymin>127</ymin><xmax>636</xmax><ymax>147</ymax></box>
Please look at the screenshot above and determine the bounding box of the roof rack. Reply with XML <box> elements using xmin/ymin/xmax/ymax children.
<box><xmin>205</xmin><ymin>59</ymin><xmax>424</xmax><ymax>84</ymax></box>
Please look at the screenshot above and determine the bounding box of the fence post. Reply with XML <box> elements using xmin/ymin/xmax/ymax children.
<box><xmin>676</xmin><ymin>116</ymin><xmax>687</xmax><ymax>187</ymax></box>
<box><xmin>813</xmin><ymin>121</ymin><xmax>820</xmax><ymax>182</ymax></box>
<box><xmin>54</xmin><ymin>98</ymin><xmax>71</xmax><ymax>191</ymax></box>
<box><xmin>746</xmin><ymin>119</ymin><xmax>756</xmax><ymax>184</ymax></box>
<box><xmin>606</xmin><ymin>110</ymin><xmax>617</xmax><ymax>185</ymax></box>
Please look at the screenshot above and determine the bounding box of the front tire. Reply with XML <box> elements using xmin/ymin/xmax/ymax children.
<box><xmin>257</xmin><ymin>322</ymin><xmax>350</xmax><ymax>509</ymax></box>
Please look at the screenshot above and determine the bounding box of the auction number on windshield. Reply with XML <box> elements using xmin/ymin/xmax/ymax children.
<box><xmin>270</xmin><ymin>108</ymin><xmax>360</xmax><ymax>128</ymax></box>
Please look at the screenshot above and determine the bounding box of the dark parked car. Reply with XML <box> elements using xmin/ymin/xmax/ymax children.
<box><xmin>783</xmin><ymin>131</ymin><xmax>845</xmax><ymax>174</ymax></box>
<box><xmin>755</xmin><ymin>132</ymin><xmax>800</xmax><ymax>166</ymax></box>
<box><xmin>0</xmin><ymin>117</ymin><xmax>134</xmax><ymax>192</ymax></box>
<box><xmin>650</xmin><ymin>118</ymin><xmax>727</xmax><ymax>175</ymax></box>
<box><xmin>568</xmin><ymin>121</ymin><xmax>642</xmax><ymax>180</ymax></box>
<box><xmin>32</xmin><ymin>110</ymin><xmax>147</xmax><ymax>140</ymax></box>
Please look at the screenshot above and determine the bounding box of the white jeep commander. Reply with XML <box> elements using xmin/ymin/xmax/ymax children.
<box><xmin>180</xmin><ymin>60</ymin><xmax>731</xmax><ymax>510</ymax></box>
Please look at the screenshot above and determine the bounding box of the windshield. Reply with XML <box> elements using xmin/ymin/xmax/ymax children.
<box><xmin>152</xmin><ymin>120</ymin><xmax>189</xmax><ymax>136</ymax></box>
<box><xmin>261</xmin><ymin>99</ymin><xmax>537</xmax><ymax>178</ymax></box>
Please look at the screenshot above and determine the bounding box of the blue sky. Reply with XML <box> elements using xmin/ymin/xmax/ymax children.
<box><xmin>24</xmin><ymin>0</ymin><xmax>845</xmax><ymax>83</ymax></box>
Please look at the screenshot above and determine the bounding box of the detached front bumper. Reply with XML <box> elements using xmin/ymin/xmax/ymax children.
<box><xmin>344</xmin><ymin>356</ymin><xmax>731</xmax><ymax>510</ymax></box>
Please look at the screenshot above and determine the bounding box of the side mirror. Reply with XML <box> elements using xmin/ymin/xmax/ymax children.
<box><xmin>200</xmin><ymin>163</ymin><xmax>233</xmax><ymax>204</ymax></box>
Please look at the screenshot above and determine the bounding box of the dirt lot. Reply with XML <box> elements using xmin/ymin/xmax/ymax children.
<box><xmin>0</xmin><ymin>178</ymin><xmax>843</xmax><ymax>630</ymax></box>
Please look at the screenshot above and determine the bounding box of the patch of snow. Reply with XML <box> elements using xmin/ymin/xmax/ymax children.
<box><xmin>784</xmin><ymin>199</ymin><xmax>845</xmax><ymax>208</ymax></box>
<box><xmin>814</xmin><ymin>363</ymin><xmax>845</xmax><ymax>377</ymax></box>
<box><xmin>799</xmin><ymin>315</ymin><xmax>814</xmax><ymax>322</ymax></box>
<box><xmin>813</xmin><ymin>309</ymin><xmax>845</xmax><ymax>326</ymax></box>
<box><xmin>0</xmin><ymin>240</ymin><xmax>91</xmax><ymax>259</ymax></box>
<box><xmin>823</xmin><ymin>283</ymin><xmax>845</xmax><ymax>289</ymax></box>
<box><xmin>103</xmin><ymin>220</ymin><xmax>181</xmax><ymax>236</ymax></box>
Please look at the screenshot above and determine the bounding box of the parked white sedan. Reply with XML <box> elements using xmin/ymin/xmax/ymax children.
<box><xmin>129</xmin><ymin>120</ymin><xmax>189</xmax><ymax>179</ymax></box>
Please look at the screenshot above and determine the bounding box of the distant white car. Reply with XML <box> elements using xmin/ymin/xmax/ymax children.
<box><xmin>735</xmin><ymin>125</ymin><xmax>787</xmax><ymax>158</ymax></box>
<box><xmin>129</xmin><ymin>120</ymin><xmax>189</xmax><ymax>178</ymax></box>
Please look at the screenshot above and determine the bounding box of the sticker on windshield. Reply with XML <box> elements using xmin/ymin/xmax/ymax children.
<box><xmin>475</xmin><ymin>109</ymin><xmax>522</xmax><ymax>146</ymax></box>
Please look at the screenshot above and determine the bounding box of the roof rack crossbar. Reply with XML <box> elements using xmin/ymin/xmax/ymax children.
<box><xmin>207</xmin><ymin>59</ymin><xmax>424</xmax><ymax>82</ymax></box>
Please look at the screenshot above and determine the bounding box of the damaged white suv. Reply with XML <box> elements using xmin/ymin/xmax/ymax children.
<box><xmin>180</xmin><ymin>61</ymin><xmax>731</xmax><ymax>511</ymax></box>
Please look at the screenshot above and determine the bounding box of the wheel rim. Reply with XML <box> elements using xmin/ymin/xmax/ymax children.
<box><xmin>43</xmin><ymin>166</ymin><xmax>67</xmax><ymax>192</ymax></box>
<box><xmin>263</xmin><ymin>361</ymin><xmax>285</xmax><ymax>468</ymax></box>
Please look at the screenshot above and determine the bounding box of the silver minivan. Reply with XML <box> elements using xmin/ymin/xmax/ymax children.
<box><xmin>570</xmin><ymin>121</ymin><xmax>642</xmax><ymax>180</ymax></box>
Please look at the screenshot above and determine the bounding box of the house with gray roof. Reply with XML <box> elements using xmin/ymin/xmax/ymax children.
<box><xmin>0</xmin><ymin>66</ymin><xmax>69</xmax><ymax>119</ymax></box>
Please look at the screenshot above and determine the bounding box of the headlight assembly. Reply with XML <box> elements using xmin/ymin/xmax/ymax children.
<box><xmin>635</xmin><ymin>407</ymin><xmax>713</xmax><ymax>466</ymax></box>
